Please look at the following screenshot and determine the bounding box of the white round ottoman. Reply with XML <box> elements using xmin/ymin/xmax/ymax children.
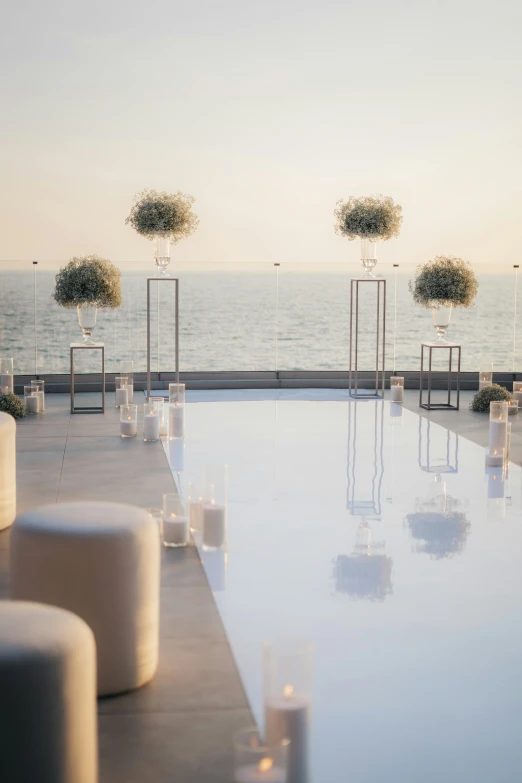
<box><xmin>0</xmin><ymin>601</ymin><xmax>97</xmax><ymax>783</ymax></box>
<box><xmin>0</xmin><ymin>411</ymin><xmax>16</xmax><ymax>531</ymax></box>
<box><xmin>10</xmin><ymin>501</ymin><xmax>160</xmax><ymax>696</ymax></box>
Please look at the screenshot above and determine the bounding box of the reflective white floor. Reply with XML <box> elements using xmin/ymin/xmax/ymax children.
<box><xmin>165</xmin><ymin>398</ymin><xmax>522</xmax><ymax>783</ymax></box>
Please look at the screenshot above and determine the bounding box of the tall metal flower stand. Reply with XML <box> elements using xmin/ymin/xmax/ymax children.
<box><xmin>146</xmin><ymin>277</ymin><xmax>180</xmax><ymax>401</ymax></box>
<box><xmin>349</xmin><ymin>278</ymin><xmax>386</xmax><ymax>399</ymax></box>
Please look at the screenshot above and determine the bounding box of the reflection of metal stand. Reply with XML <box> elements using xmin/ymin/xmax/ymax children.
<box><xmin>347</xmin><ymin>400</ymin><xmax>384</xmax><ymax>519</ymax></box>
<box><xmin>418</xmin><ymin>419</ymin><xmax>459</xmax><ymax>473</ymax></box>
<box><xmin>146</xmin><ymin>277</ymin><xmax>179</xmax><ymax>400</ymax></box>
<box><xmin>349</xmin><ymin>278</ymin><xmax>386</xmax><ymax>399</ymax></box>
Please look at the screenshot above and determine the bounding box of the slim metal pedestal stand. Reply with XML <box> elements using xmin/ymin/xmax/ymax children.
<box><xmin>146</xmin><ymin>277</ymin><xmax>179</xmax><ymax>401</ymax></box>
<box><xmin>349</xmin><ymin>278</ymin><xmax>386</xmax><ymax>399</ymax></box>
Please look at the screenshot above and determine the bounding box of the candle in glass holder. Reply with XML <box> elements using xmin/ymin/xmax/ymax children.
<box><xmin>508</xmin><ymin>399</ymin><xmax>518</xmax><ymax>415</ymax></box>
<box><xmin>143</xmin><ymin>402</ymin><xmax>160</xmax><ymax>442</ymax></box>
<box><xmin>264</xmin><ymin>641</ymin><xmax>313</xmax><ymax>783</ymax></box>
<box><xmin>202</xmin><ymin>502</ymin><xmax>226</xmax><ymax>549</ymax></box>
<box><xmin>512</xmin><ymin>381</ymin><xmax>522</xmax><ymax>406</ymax></box>
<box><xmin>479</xmin><ymin>369</ymin><xmax>493</xmax><ymax>391</ymax></box>
<box><xmin>233</xmin><ymin>728</ymin><xmax>288</xmax><ymax>783</ymax></box>
<box><xmin>489</xmin><ymin>401</ymin><xmax>508</xmax><ymax>452</ymax></box>
<box><xmin>0</xmin><ymin>358</ymin><xmax>14</xmax><ymax>394</ymax></box>
<box><xmin>162</xmin><ymin>493</ymin><xmax>189</xmax><ymax>548</ymax></box>
<box><xmin>120</xmin><ymin>404</ymin><xmax>137</xmax><ymax>438</ymax></box>
<box><xmin>31</xmin><ymin>380</ymin><xmax>45</xmax><ymax>412</ymax></box>
<box><xmin>485</xmin><ymin>447</ymin><xmax>505</xmax><ymax>467</ymax></box>
<box><xmin>115</xmin><ymin>386</ymin><xmax>128</xmax><ymax>408</ymax></box>
<box><xmin>25</xmin><ymin>394</ymin><xmax>39</xmax><ymax>414</ymax></box>
<box><xmin>390</xmin><ymin>376</ymin><xmax>404</xmax><ymax>403</ymax></box>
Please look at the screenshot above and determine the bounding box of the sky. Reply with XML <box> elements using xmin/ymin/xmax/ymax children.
<box><xmin>1</xmin><ymin>0</ymin><xmax>521</xmax><ymax>268</ymax></box>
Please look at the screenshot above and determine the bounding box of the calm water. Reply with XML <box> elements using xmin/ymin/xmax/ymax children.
<box><xmin>0</xmin><ymin>266</ymin><xmax>519</xmax><ymax>374</ymax></box>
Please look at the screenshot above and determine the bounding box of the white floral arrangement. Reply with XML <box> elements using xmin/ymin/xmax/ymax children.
<box><xmin>53</xmin><ymin>256</ymin><xmax>121</xmax><ymax>309</ymax></box>
<box><xmin>126</xmin><ymin>189</ymin><xmax>199</xmax><ymax>242</ymax></box>
<box><xmin>334</xmin><ymin>194</ymin><xmax>403</xmax><ymax>241</ymax></box>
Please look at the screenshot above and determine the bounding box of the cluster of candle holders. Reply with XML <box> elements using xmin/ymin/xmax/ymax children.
<box><xmin>23</xmin><ymin>380</ymin><xmax>45</xmax><ymax>415</ymax></box>
<box><xmin>119</xmin><ymin>383</ymin><xmax>184</xmax><ymax>442</ymax></box>
<box><xmin>160</xmin><ymin>463</ymin><xmax>228</xmax><ymax>551</ymax></box>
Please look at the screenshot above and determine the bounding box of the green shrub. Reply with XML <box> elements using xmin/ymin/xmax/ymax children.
<box><xmin>0</xmin><ymin>392</ymin><xmax>25</xmax><ymax>419</ymax></box>
<box><xmin>470</xmin><ymin>384</ymin><xmax>511</xmax><ymax>412</ymax></box>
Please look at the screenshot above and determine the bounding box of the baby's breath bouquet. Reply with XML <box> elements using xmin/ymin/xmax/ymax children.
<box><xmin>410</xmin><ymin>256</ymin><xmax>478</xmax><ymax>309</ymax></box>
<box><xmin>54</xmin><ymin>256</ymin><xmax>122</xmax><ymax>309</ymax></box>
<box><xmin>0</xmin><ymin>392</ymin><xmax>25</xmax><ymax>419</ymax></box>
<box><xmin>334</xmin><ymin>195</ymin><xmax>402</xmax><ymax>241</ymax></box>
<box><xmin>126</xmin><ymin>189</ymin><xmax>199</xmax><ymax>242</ymax></box>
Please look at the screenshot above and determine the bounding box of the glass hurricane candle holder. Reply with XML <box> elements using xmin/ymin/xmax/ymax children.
<box><xmin>188</xmin><ymin>482</ymin><xmax>204</xmax><ymax>533</ymax></box>
<box><xmin>143</xmin><ymin>401</ymin><xmax>160</xmax><ymax>442</ymax></box>
<box><xmin>508</xmin><ymin>398</ymin><xmax>518</xmax><ymax>415</ymax></box>
<box><xmin>120</xmin><ymin>404</ymin><xmax>137</xmax><ymax>438</ymax></box>
<box><xmin>479</xmin><ymin>368</ymin><xmax>493</xmax><ymax>390</ymax></box>
<box><xmin>115</xmin><ymin>376</ymin><xmax>129</xmax><ymax>408</ymax></box>
<box><xmin>30</xmin><ymin>380</ymin><xmax>45</xmax><ymax>412</ymax></box>
<box><xmin>162</xmin><ymin>493</ymin><xmax>189</xmax><ymax>548</ymax></box>
<box><xmin>152</xmin><ymin>398</ymin><xmax>167</xmax><ymax>435</ymax></box>
<box><xmin>489</xmin><ymin>401</ymin><xmax>508</xmax><ymax>453</ymax></box>
<box><xmin>0</xmin><ymin>357</ymin><xmax>14</xmax><ymax>394</ymax></box>
<box><xmin>264</xmin><ymin>640</ymin><xmax>313</xmax><ymax>783</ymax></box>
<box><xmin>512</xmin><ymin>381</ymin><xmax>522</xmax><ymax>406</ymax></box>
<box><xmin>485</xmin><ymin>446</ymin><xmax>505</xmax><ymax>468</ymax></box>
<box><xmin>120</xmin><ymin>360</ymin><xmax>134</xmax><ymax>402</ymax></box>
<box><xmin>202</xmin><ymin>464</ymin><xmax>227</xmax><ymax>551</ymax></box>
<box><xmin>23</xmin><ymin>386</ymin><xmax>39</xmax><ymax>415</ymax></box>
<box><xmin>389</xmin><ymin>376</ymin><xmax>404</xmax><ymax>403</ymax></box>
<box><xmin>233</xmin><ymin>727</ymin><xmax>289</xmax><ymax>783</ymax></box>
<box><xmin>168</xmin><ymin>384</ymin><xmax>185</xmax><ymax>440</ymax></box>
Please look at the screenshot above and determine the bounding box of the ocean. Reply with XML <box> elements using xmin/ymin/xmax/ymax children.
<box><xmin>0</xmin><ymin>264</ymin><xmax>519</xmax><ymax>376</ymax></box>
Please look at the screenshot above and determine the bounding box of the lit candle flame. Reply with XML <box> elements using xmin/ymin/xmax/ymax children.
<box><xmin>283</xmin><ymin>684</ymin><xmax>294</xmax><ymax>699</ymax></box>
<box><xmin>258</xmin><ymin>758</ymin><xmax>273</xmax><ymax>772</ymax></box>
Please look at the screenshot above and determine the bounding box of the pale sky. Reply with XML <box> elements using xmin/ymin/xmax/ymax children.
<box><xmin>1</xmin><ymin>0</ymin><xmax>521</xmax><ymax>267</ymax></box>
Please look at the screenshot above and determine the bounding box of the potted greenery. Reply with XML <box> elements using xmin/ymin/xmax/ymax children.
<box><xmin>0</xmin><ymin>392</ymin><xmax>25</xmax><ymax>419</ymax></box>
<box><xmin>409</xmin><ymin>255</ymin><xmax>478</xmax><ymax>342</ymax></box>
<box><xmin>53</xmin><ymin>256</ymin><xmax>122</xmax><ymax>344</ymax></box>
<box><xmin>470</xmin><ymin>384</ymin><xmax>511</xmax><ymax>412</ymax></box>
<box><xmin>334</xmin><ymin>194</ymin><xmax>402</xmax><ymax>277</ymax></box>
<box><xmin>126</xmin><ymin>189</ymin><xmax>199</xmax><ymax>276</ymax></box>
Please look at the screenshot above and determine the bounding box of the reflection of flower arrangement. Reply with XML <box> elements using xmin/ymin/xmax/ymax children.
<box><xmin>333</xmin><ymin>522</ymin><xmax>393</xmax><ymax>601</ymax></box>
<box><xmin>53</xmin><ymin>256</ymin><xmax>121</xmax><ymax>308</ymax></box>
<box><xmin>334</xmin><ymin>195</ymin><xmax>402</xmax><ymax>241</ymax></box>
<box><xmin>406</xmin><ymin>510</ymin><xmax>470</xmax><ymax>559</ymax></box>
<box><xmin>126</xmin><ymin>189</ymin><xmax>199</xmax><ymax>241</ymax></box>
<box><xmin>409</xmin><ymin>256</ymin><xmax>478</xmax><ymax>309</ymax></box>
<box><xmin>333</xmin><ymin>554</ymin><xmax>393</xmax><ymax>601</ymax></box>
<box><xmin>470</xmin><ymin>384</ymin><xmax>511</xmax><ymax>412</ymax></box>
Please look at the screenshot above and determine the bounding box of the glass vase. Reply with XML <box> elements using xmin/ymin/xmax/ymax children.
<box><xmin>154</xmin><ymin>234</ymin><xmax>171</xmax><ymax>277</ymax></box>
<box><xmin>431</xmin><ymin>304</ymin><xmax>452</xmax><ymax>343</ymax></box>
<box><xmin>360</xmin><ymin>237</ymin><xmax>378</xmax><ymax>278</ymax></box>
<box><xmin>77</xmin><ymin>304</ymin><xmax>98</xmax><ymax>344</ymax></box>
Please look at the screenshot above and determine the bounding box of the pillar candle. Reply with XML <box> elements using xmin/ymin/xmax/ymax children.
<box><xmin>120</xmin><ymin>419</ymin><xmax>137</xmax><ymax>438</ymax></box>
<box><xmin>202</xmin><ymin>503</ymin><xmax>226</xmax><ymax>549</ymax></box>
<box><xmin>143</xmin><ymin>413</ymin><xmax>160</xmax><ymax>441</ymax></box>
<box><xmin>0</xmin><ymin>374</ymin><xmax>14</xmax><ymax>394</ymax></box>
<box><xmin>163</xmin><ymin>514</ymin><xmax>189</xmax><ymax>546</ymax></box>
<box><xmin>169</xmin><ymin>405</ymin><xmax>184</xmax><ymax>438</ymax></box>
<box><xmin>489</xmin><ymin>419</ymin><xmax>507</xmax><ymax>451</ymax></box>
<box><xmin>25</xmin><ymin>396</ymin><xmax>39</xmax><ymax>414</ymax></box>
<box><xmin>390</xmin><ymin>385</ymin><xmax>403</xmax><ymax>402</ymax></box>
<box><xmin>265</xmin><ymin>689</ymin><xmax>310</xmax><ymax>783</ymax></box>
<box><xmin>115</xmin><ymin>387</ymin><xmax>128</xmax><ymax>408</ymax></box>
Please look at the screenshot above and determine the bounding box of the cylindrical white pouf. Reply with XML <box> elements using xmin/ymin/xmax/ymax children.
<box><xmin>0</xmin><ymin>601</ymin><xmax>97</xmax><ymax>783</ymax></box>
<box><xmin>0</xmin><ymin>411</ymin><xmax>16</xmax><ymax>531</ymax></box>
<box><xmin>10</xmin><ymin>502</ymin><xmax>160</xmax><ymax>696</ymax></box>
